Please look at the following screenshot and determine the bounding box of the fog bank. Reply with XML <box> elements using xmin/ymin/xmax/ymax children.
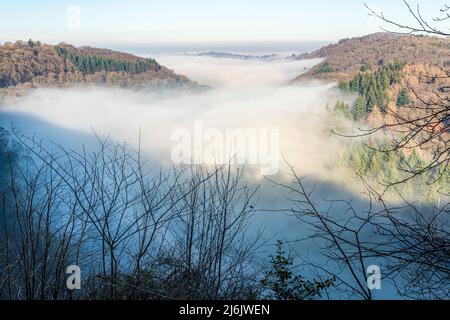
<box><xmin>0</xmin><ymin>55</ymin><xmax>357</xmax><ymax>188</ymax></box>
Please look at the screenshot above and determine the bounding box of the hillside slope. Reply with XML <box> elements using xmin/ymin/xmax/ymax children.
<box><xmin>294</xmin><ymin>33</ymin><xmax>450</xmax><ymax>82</ymax></box>
<box><xmin>293</xmin><ymin>33</ymin><xmax>449</xmax><ymax>197</ymax></box>
<box><xmin>293</xmin><ymin>32</ymin><xmax>449</xmax><ymax>128</ymax></box>
<box><xmin>0</xmin><ymin>40</ymin><xmax>198</xmax><ymax>100</ymax></box>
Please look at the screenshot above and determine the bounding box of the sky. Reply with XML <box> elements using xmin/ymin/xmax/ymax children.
<box><xmin>0</xmin><ymin>0</ymin><xmax>446</xmax><ymax>47</ymax></box>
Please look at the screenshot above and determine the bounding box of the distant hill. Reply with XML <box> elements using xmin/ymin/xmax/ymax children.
<box><xmin>294</xmin><ymin>33</ymin><xmax>450</xmax><ymax>81</ymax></box>
<box><xmin>0</xmin><ymin>40</ymin><xmax>200</xmax><ymax>100</ymax></box>
<box><xmin>197</xmin><ymin>51</ymin><xmax>279</xmax><ymax>61</ymax></box>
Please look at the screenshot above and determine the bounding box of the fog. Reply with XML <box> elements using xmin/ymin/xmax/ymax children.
<box><xmin>0</xmin><ymin>54</ymin><xmax>403</xmax><ymax>298</ymax></box>
<box><xmin>0</xmin><ymin>55</ymin><xmax>360</xmax><ymax>191</ymax></box>
<box><xmin>154</xmin><ymin>54</ymin><xmax>323</xmax><ymax>88</ymax></box>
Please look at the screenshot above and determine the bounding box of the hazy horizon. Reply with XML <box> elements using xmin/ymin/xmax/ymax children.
<box><xmin>1</xmin><ymin>0</ymin><xmax>446</xmax><ymax>45</ymax></box>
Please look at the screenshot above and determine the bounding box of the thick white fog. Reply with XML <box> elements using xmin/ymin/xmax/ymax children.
<box><xmin>154</xmin><ymin>54</ymin><xmax>323</xmax><ymax>88</ymax></box>
<box><xmin>0</xmin><ymin>55</ymin><xmax>357</xmax><ymax>186</ymax></box>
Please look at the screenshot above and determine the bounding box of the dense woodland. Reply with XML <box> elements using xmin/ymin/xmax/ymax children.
<box><xmin>55</xmin><ymin>46</ymin><xmax>160</xmax><ymax>75</ymax></box>
<box><xmin>336</xmin><ymin>61</ymin><xmax>406</xmax><ymax>119</ymax></box>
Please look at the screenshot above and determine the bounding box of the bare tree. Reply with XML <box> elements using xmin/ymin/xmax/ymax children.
<box><xmin>269</xmin><ymin>162</ymin><xmax>449</xmax><ymax>299</ymax></box>
<box><xmin>366</xmin><ymin>1</ymin><xmax>450</xmax><ymax>36</ymax></box>
<box><xmin>0</xmin><ymin>134</ymin><xmax>89</xmax><ymax>300</ymax></box>
<box><xmin>0</xmin><ymin>129</ymin><xmax>265</xmax><ymax>300</ymax></box>
<box><xmin>267</xmin><ymin>164</ymin><xmax>374</xmax><ymax>300</ymax></box>
<box><xmin>165</xmin><ymin>164</ymin><xmax>263</xmax><ymax>299</ymax></box>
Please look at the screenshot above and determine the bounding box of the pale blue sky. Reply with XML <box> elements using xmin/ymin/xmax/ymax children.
<box><xmin>0</xmin><ymin>0</ymin><xmax>446</xmax><ymax>46</ymax></box>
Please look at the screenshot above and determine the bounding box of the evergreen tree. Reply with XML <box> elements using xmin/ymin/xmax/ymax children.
<box><xmin>338</xmin><ymin>62</ymin><xmax>406</xmax><ymax>119</ymax></box>
<box><xmin>55</xmin><ymin>46</ymin><xmax>159</xmax><ymax>75</ymax></box>
<box><xmin>335</xmin><ymin>100</ymin><xmax>352</xmax><ymax>119</ymax></box>
<box><xmin>261</xmin><ymin>241</ymin><xmax>335</xmax><ymax>300</ymax></box>
<box><xmin>338</xmin><ymin>80</ymin><xmax>350</xmax><ymax>93</ymax></box>
<box><xmin>353</xmin><ymin>96</ymin><xmax>368</xmax><ymax>120</ymax></box>
<box><xmin>396</xmin><ymin>88</ymin><xmax>411</xmax><ymax>107</ymax></box>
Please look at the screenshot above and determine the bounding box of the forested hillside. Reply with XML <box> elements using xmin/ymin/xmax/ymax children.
<box><xmin>294</xmin><ymin>33</ymin><xmax>450</xmax><ymax>81</ymax></box>
<box><xmin>294</xmin><ymin>33</ymin><xmax>449</xmax><ymax>198</ymax></box>
<box><xmin>0</xmin><ymin>40</ymin><xmax>197</xmax><ymax>100</ymax></box>
<box><xmin>294</xmin><ymin>33</ymin><xmax>449</xmax><ymax>127</ymax></box>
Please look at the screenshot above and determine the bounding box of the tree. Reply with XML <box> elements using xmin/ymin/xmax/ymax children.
<box><xmin>270</xmin><ymin>159</ymin><xmax>449</xmax><ymax>300</ymax></box>
<box><xmin>335</xmin><ymin>100</ymin><xmax>352</xmax><ymax>119</ymax></box>
<box><xmin>366</xmin><ymin>1</ymin><xmax>450</xmax><ymax>37</ymax></box>
<box><xmin>267</xmin><ymin>165</ymin><xmax>375</xmax><ymax>300</ymax></box>
<box><xmin>339</xmin><ymin>62</ymin><xmax>406</xmax><ymax>118</ymax></box>
<box><xmin>0</xmin><ymin>130</ymin><xmax>263</xmax><ymax>300</ymax></box>
<box><xmin>338</xmin><ymin>80</ymin><xmax>350</xmax><ymax>93</ymax></box>
<box><xmin>54</xmin><ymin>46</ymin><xmax>159</xmax><ymax>76</ymax></box>
<box><xmin>314</xmin><ymin>62</ymin><xmax>335</xmax><ymax>75</ymax></box>
<box><xmin>261</xmin><ymin>241</ymin><xmax>334</xmax><ymax>300</ymax></box>
<box><xmin>396</xmin><ymin>88</ymin><xmax>411</xmax><ymax>107</ymax></box>
<box><xmin>360</xmin><ymin>63</ymin><xmax>372</xmax><ymax>72</ymax></box>
<box><xmin>353</xmin><ymin>96</ymin><xmax>368</xmax><ymax>120</ymax></box>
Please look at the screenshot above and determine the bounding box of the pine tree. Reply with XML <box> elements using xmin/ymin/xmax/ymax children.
<box><xmin>353</xmin><ymin>96</ymin><xmax>368</xmax><ymax>120</ymax></box>
<box><xmin>396</xmin><ymin>88</ymin><xmax>411</xmax><ymax>107</ymax></box>
<box><xmin>55</xmin><ymin>47</ymin><xmax>160</xmax><ymax>75</ymax></box>
<box><xmin>261</xmin><ymin>241</ymin><xmax>335</xmax><ymax>300</ymax></box>
<box><xmin>335</xmin><ymin>100</ymin><xmax>352</xmax><ymax>119</ymax></box>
